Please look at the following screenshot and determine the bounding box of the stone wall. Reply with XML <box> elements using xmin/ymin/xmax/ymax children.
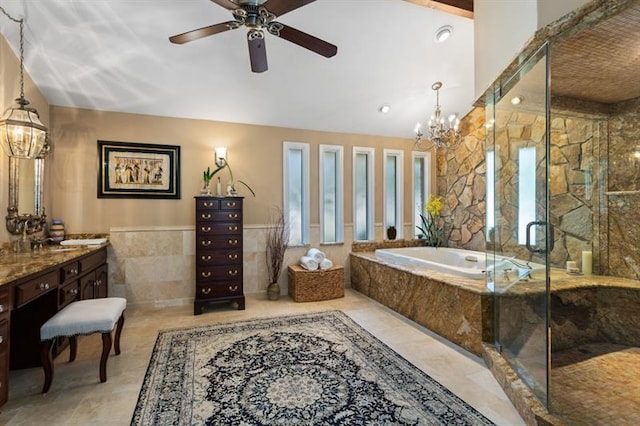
<box><xmin>606</xmin><ymin>97</ymin><xmax>640</xmax><ymax>279</ymax></box>
<box><xmin>437</xmin><ymin>96</ymin><xmax>640</xmax><ymax>280</ymax></box>
<box><xmin>437</xmin><ymin>106</ymin><xmax>487</xmax><ymax>251</ymax></box>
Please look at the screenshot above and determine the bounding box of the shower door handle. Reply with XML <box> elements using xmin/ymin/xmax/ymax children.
<box><xmin>525</xmin><ymin>221</ymin><xmax>555</xmax><ymax>254</ymax></box>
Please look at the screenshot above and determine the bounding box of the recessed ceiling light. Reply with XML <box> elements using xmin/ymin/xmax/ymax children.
<box><xmin>511</xmin><ymin>96</ymin><xmax>523</xmax><ymax>105</ymax></box>
<box><xmin>379</xmin><ymin>105</ymin><xmax>391</xmax><ymax>113</ymax></box>
<box><xmin>434</xmin><ymin>25</ymin><xmax>453</xmax><ymax>43</ymax></box>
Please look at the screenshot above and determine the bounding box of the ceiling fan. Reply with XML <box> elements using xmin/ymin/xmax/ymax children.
<box><xmin>169</xmin><ymin>0</ymin><xmax>338</xmax><ymax>73</ymax></box>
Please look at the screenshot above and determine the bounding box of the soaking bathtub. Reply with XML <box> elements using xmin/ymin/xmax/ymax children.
<box><xmin>374</xmin><ymin>246</ymin><xmax>545</xmax><ymax>282</ymax></box>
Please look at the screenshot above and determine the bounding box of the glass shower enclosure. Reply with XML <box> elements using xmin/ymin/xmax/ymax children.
<box><xmin>486</xmin><ymin>44</ymin><xmax>551</xmax><ymax>405</ymax></box>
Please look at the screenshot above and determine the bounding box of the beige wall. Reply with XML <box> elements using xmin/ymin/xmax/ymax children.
<box><xmin>0</xmin><ymin>33</ymin><xmax>51</xmax><ymax>244</ymax></box>
<box><xmin>49</xmin><ymin>105</ymin><xmax>434</xmax><ymax>234</ymax></box>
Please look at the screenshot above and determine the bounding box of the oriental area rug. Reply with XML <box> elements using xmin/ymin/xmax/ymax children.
<box><xmin>131</xmin><ymin>311</ymin><xmax>494</xmax><ymax>425</ymax></box>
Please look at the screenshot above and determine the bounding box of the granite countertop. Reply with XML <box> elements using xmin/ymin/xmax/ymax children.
<box><xmin>0</xmin><ymin>243</ymin><xmax>109</xmax><ymax>287</ymax></box>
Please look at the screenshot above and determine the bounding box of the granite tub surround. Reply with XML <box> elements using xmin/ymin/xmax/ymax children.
<box><xmin>350</xmin><ymin>251</ymin><xmax>491</xmax><ymax>356</ymax></box>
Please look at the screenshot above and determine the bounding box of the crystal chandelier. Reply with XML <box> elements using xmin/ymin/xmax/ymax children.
<box><xmin>0</xmin><ymin>6</ymin><xmax>48</xmax><ymax>159</ymax></box>
<box><xmin>414</xmin><ymin>81</ymin><xmax>460</xmax><ymax>150</ymax></box>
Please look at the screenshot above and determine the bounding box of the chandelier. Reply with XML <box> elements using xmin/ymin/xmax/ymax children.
<box><xmin>414</xmin><ymin>81</ymin><xmax>460</xmax><ymax>150</ymax></box>
<box><xmin>0</xmin><ymin>6</ymin><xmax>48</xmax><ymax>159</ymax></box>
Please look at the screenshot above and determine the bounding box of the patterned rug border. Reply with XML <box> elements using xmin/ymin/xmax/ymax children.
<box><xmin>131</xmin><ymin>310</ymin><xmax>495</xmax><ymax>425</ymax></box>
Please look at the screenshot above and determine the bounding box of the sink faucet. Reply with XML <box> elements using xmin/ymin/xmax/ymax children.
<box><xmin>19</xmin><ymin>220</ymin><xmax>32</xmax><ymax>253</ymax></box>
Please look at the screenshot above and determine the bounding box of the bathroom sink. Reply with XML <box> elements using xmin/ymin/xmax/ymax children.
<box><xmin>60</xmin><ymin>238</ymin><xmax>108</xmax><ymax>246</ymax></box>
<box><xmin>45</xmin><ymin>247</ymin><xmax>80</xmax><ymax>253</ymax></box>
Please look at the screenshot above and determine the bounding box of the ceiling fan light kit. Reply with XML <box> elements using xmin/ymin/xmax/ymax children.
<box><xmin>170</xmin><ymin>0</ymin><xmax>337</xmax><ymax>73</ymax></box>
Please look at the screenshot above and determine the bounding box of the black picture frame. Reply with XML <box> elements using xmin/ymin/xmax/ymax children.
<box><xmin>97</xmin><ymin>140</ymin><xmax>181</xmax><ymax>199</ymax></box>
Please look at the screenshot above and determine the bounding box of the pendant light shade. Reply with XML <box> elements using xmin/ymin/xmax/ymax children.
<box><xmin>0</xmin><ymin>97</ymin><xmax>47</xmax><ymax>158</ymax></box>
<box><xmin>0</xmin><ymin>6</ymin><xmax>48</xmax><ymax>158</ymax></box>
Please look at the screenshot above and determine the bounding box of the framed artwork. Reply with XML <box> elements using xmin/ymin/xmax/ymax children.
<box><xmin>97</xmin><ymin>140</ymin><xmax>181</xmax><ymax>199</ymax></box>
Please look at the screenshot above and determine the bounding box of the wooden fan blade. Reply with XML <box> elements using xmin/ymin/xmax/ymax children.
<box><xmin>210</xmin><ymin>0</ymin><xmax>239</xmax><ymax>11</ymax></box>
<box><xmin>169</xmin><ymin>21</ymin><xmax>239</xmax><ymax>44</ymax></box>
<box><xmin>248</xmin><ymin>35</ymin><xmax>268</xmax><ymax>73</ymax></box>
<box><xmin>263</xmin><ymin>0</ymin><xmax>316</xmax><ymax>17</ymax></box>
<box><xmin>273</xmin><ymin>23</ymin><xmax>337</xmax><ymax>58</ymax></box>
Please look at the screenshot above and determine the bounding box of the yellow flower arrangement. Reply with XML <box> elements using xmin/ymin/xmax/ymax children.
<box><xmin>417</xmin><ymin>195</ymin><xmax>443</xmax><ymax>246</ymax></box>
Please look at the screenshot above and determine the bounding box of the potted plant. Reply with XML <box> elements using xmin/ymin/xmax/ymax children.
<box><xmin>209</xmin><ymin>160</ymin><xmax>255</xmax><ymax>197</ymax></box>
<box><xmin>416</xmin><ymin>195</ymin><xmax>443</xmax><ymax>247</ymax></box>
<box><xmin>201</xmin><ymin>167</ymin><xmax>215</xmax><ymax>195</ymax></box>
<box><xmin>265</xmin><ymin>207</ymin><xmax>289</xmax><ymax>300</ymax></box>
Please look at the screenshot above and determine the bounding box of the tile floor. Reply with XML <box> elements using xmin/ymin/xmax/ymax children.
<box><xmin>551</xmin><ymin>343</ymin><xmax>640</xmax><ymax>425</ymax></box>
<box><xmin>0</xmin><ymin>290</ymin><xmax>525</xmax><ymax>425</ymax></box>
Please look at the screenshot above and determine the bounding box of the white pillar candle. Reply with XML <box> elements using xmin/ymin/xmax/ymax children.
<box><xmin>582</xmin><ymin>251</ymin><xmax>593</xmax><ymax>275</ymax></box>
<box><xmin>566</xmin><ymin>261</ymin><xmax>577</xmax><ymax>272</ymax></box>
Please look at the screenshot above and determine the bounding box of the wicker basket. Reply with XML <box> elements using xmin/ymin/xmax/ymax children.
<box><xmin>287</xmin><ymin>264</ymin><xmax>345</xmax><ymax>302</ymax></box>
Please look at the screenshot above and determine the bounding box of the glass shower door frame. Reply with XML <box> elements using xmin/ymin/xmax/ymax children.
<box><xmin>488</xmin><ymin>43</ymin><xmax>552</xmax><ymax>407</ymax></box>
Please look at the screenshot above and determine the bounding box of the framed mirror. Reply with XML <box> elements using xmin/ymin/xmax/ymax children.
<box><xmin>6</xmin><ymin>144</ymin><xmax>48</xmax><ymax>235</ymax></box>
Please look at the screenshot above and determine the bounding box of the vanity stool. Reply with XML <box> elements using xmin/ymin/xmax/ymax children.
<box><xmin>39</xmin><ymin>297</ymin><xmax>126</xmax><ymax>393</ymax></box>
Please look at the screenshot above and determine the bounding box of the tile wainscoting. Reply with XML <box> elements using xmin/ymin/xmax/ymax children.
<box><xmin>108</xmin><ymin>224</ymin><xmax>415</xmax><ymax>308</ymax></box>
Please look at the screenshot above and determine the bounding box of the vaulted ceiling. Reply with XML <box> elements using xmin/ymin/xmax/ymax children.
<box><xmin>0</xmin><ymin>0</ymin><xmax>475</xmax><ymax>138</ymax></box>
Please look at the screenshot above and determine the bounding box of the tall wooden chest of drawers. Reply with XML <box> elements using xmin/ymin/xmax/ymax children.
<box><xmin>194</xmin><ymin>196</ymin><xmax>245</xmax><ymax>315</ymax></box>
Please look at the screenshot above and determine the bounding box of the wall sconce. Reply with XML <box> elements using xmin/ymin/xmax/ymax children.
<box><xmin>0</xmin><ymin>7</ymin><xmax>48</xmax><ymax>158</ymax></box>
<box><xmin>215</xmin><ymin>147</ymin><xmax>227</xmax><ymax>167</ymax></box>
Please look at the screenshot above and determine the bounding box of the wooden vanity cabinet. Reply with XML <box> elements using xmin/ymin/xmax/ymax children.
<box><xmin>0</xmin><ymin>288</ymin><xmax>11</xmax><ymax>406</ymax></box>
<box><xmin>9</xmin><ymin>247</ymin><xmax>108</xmax><ymax>370</ymax></box>
<box><xmin>194</xmin><ymin>196</ymin><xmax>245</xmax><ymax>315</ymax></box>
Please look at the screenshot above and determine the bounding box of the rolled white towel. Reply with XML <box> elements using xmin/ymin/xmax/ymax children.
<box><xmin>319</xmin><ymin>258</ymin><xmax>333</xmax><ymax>270</ymax></box>
<box><xmin>299</xmin><ymin>256</ymin><xmax>319</xmax><ymax>271</ymax></box>
<box><xmin>307</xmin><ymin>248</ymin><xmax>325</xmax><ymax>263</ymax></box>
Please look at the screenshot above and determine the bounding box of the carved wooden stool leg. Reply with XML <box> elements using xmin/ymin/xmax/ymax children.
<box><xmin>114</xmin><ymin>313</ymin><xmax>125</xmax><ymax>355</ymax></box>
<box><xmin>41</xmin><ymin>339</ymin><xmax>54</xmax><ymax>393</ymax></box>
<box><xmin>69</xmin><ymin>336</ymin><xmax>78</xmax><ymax>362</ymax></box>
<box><xmin>99</xmin><ymin>332</ymin><xmax>112</xmax><ymax>383</ymax></box>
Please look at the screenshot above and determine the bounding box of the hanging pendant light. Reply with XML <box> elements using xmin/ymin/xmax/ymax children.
<box><xmin>0</xmin><ymin>7</ymin><xmax>47</xmax><ymax>159</ymax></box>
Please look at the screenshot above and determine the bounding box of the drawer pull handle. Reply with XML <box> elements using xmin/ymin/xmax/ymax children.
<box><xmin>0</xmin><ymin>304</ymin><xmax>4</xmax><ymax>313</ymax></box>
<box><xmin>228</xmin><ymin>239</ymin><xmax>238</xmax><ymax>245</ymax></box>
<box><xmin>203</xmin><ymin>202</ymin><xmax>214</xmax><ymax>207</ymax></box>
<box><xmin>229</xmin><ymin>285</ymin><xmax>238</xmax><ymax>292</ymax></box>
<box><xmin>202</xmin><ymin>241</ymin><xmax>212</xmax><ymax>247</ymax></box>
<box><xmin>228</xmin><ymin>213</ymin><xmax>238</xmax><ymax>219</ymax></box>
<box><xmin>228</xmin><ymin>270</ymin><xmax>238</xmax><ymax>276</ymax></box>
<box><xmin>69</xmin><ymin>268</ymin><xmax>78</xmax><ymax>275</ymax></box>
<box><xmin>227</xmin><ymin>226</ymin><xmax>238</xmax><ymax>231</ymax></box>
<box><xmin>202</xmin><ymin>272</ymin><xmax>212</xmax><ymax>278</ymax></box>
<box><xmin>201</xmin><ymin>226</ymin><xmax>212</xmax><ymax>232</ymax></box>
<box><xmin>39</xmin><ymin>282</ymin><xmax>50</xmax><ymax>291</ymax></box>
<box><xmin>226</xmin><ymin>202</ymin><xmax>237</xmax><ymax>207</ymax></box>
<box><xmin>201</xmin><ymin>288</ymin><xmax>212</xmax><ymax>295</ymax></box>
<box><xmin>201</xmin><ymin>213</ymin><xmax>212</xmax><ymax>220</ymax></box>
<box><xmin>228</xmin><ymin>254</ymin><xmax>238</xmax><ymax>260</ymax></box>
<box><xmin>202</xmin><ymin>255</ymin><xmax>212</xmax><ymax>261</ymax></box>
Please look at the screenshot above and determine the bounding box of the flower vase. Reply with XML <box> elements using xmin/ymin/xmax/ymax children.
<box><xmin>267</xmin><ymin>282</ymin><xmax>280</xmax><ymax>300</ymax></box>
<box><xmin>386</xmin><ymin>226</ymin><xmax>397</xmax><ymax>240</ymax></box>
<box><xmin>200</xmin><ymin>181</ymin><xmax>212</xmax><ymax>196</ymax></box>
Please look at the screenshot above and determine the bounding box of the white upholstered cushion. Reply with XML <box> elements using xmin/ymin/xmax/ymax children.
<box><xmin>40</xmin><ymin>297</ymin><xmax>127</xmax><ymax>341</ymax></box>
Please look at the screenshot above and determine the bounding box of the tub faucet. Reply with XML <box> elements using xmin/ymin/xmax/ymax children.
<box><xmin>502</xmin><ymin>268</ymin><xmax>512</xmax><ymax>281</ymax></box>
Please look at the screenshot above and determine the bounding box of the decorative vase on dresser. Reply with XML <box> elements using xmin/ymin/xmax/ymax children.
<box><xmin>194</xmin><ymin>196</ymin><xmax>245</xmax><ymax>315</ymax></box>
